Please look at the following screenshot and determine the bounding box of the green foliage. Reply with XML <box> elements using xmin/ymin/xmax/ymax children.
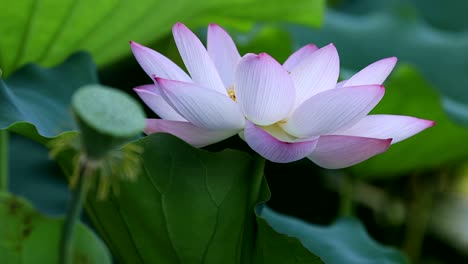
<box><xmin>350</xmin><ymin>65</ymin><xmax>468</xmax><ymax>179</ymax></box>
<box><xmin>7</xmin><ymin>131</ymin><xmax>411</xmax><ymax>263</ymax></box>
<box><xmin>260</xmin><ymin>206</ymin><xmax>408</xmax><ymax>264</ymax></box>
<box><xmin>0</xmin><ymin>192</ymin><xmax>111</xmax><ymax>264</ymax></box>
<box><xmin>0</xmin><ymin>53</ymin><xmax>97</xmax><ymax>145</ymax></box>
<box><xmin>69</xmin><ymin>133</ymin><xmax>323</xmax><ymax>263</ymax></box>
<box><xmin>9</xmin><ymin>136</ymin><xmax>317</xmax><ymax>263</ymax></box>
<box><xmin>237</xmin><ymin>25</ymin><xmax>294</xmax><ymax>64</ymax></box>
<box><xmin>9</xmin><ymin>135</ymin><xmax>69</xmax><ymax>216</ymax></box>
<box><xmin>0</xmin><ymin>0</ymin><xmax>324</xmax><ymax>77</ymax></box>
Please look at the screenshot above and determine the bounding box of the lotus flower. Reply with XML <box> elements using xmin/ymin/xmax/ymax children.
<box><xmin>130</xmin><ymin>23</ymin><xmax>434</xmax><ymax>168</ymax></box>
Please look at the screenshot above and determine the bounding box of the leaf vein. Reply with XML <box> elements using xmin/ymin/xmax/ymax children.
<box><xmin>37</xmin><ymin>0</ymin><xmax>80</xmax><ymax>63</ymax></box>
<box><xmin>109</xmin><ymin>194</ymin><xmax>146</xmax><ymax>264</ymax></box>
<box><xmin>12</xmin><ymin>0</ymin><xmax>39</xmax><ymax>70</ymax></box>
<box><xmin>143</xmin><ymin>153</ymin><xmax>181</xmax><ymax>263</ymax></box>
<box><xmin>200</xmin><ymin>157</ymin><xmax>220</xmax><ymax>263</ymax></box>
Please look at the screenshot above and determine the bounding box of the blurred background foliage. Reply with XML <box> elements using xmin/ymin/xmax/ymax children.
<box><xmin>0</xmin><ymin>0</ymin><xmax>323</xmax><ymax>76</ymax></box>
<box><xmin>3</xmin><ymin>0</ymin><xmax>468</xmax><ymax>263</ymax></box>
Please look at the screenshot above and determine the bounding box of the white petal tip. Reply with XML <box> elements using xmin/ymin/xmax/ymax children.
<box><xmin>208</xmin><ymin>23</ymin><xmax>221</xmax><ymax>29</ymax></box>
<box><xmin>326</xmin><ymin>43</ymin><xmax>336</xmax><ymax>49</ymax></box>
<box><xmin>420</xmin><ymin>119</ymin><xmax>436</xmax><ymax>128</ymax></box>
<box><xmin>388</xmin><ymin>56</ymin><xmax>398</xmax><ymax>63</ymax></box>
<box><xmin>381</xmin><ymin>56</ymin><xmax>398</xmax><ymax>68</ymax></box>
<box><xmin>319</xmin><ymin>43</ymin><xmax>338</xmax><ymax>58</ymax></box>
<box><xmin>371</xmin><ymin>84</ymin><xmax>386</xmax><ymax>94</ymax></box>
<box><xmin>249</xmin><ymin>53</ymin><xmax>273</xmax><ymax>60</ymax></box>
<box><xmin>129</xmin><ymin>41</ymin><xmax>144</xmax><ymax>49</ymax></box>
<box><xmin>304</xmin><ymin>43</ymin><xmax>318</xmax><ymax>50</ymax></box>
<box><xmin>172</xmin><ymin>22</ymin><xmax>189</xmax><ymax>32</ymax></box>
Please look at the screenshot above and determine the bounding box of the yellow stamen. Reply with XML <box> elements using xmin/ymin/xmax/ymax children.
<box><xmin>227</xmin><ymin>87</ymin><xmax>236</xmax><ymax>102</ymax></box>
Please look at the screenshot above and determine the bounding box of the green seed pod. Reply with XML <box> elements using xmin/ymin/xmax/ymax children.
<box><xmin>72</xmin><ymin>84</ymin><xmax>146</xmax><ymax>160</ymax></box>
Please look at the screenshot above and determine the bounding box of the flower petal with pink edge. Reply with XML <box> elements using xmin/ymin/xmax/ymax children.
<box><xmin>289</xmin><ymin>44</ymin><xmax>340</xmax><ymax>107</ymax></box>
<box><xmin>342</xmin><ymin>57</ymin><xmax>397</xmax><ymax>87</ymax></box>
<box><xmin>172</xmin><ymin>22</ymin><xmax>226</xmax><ymax>95</ymax></box>
<box><xmin>207</xmin><ymin>23</ymin><xmax>241</xmax><ymax>88</ymax></box>
<box><xmin>235</xmin><ymin>53</ymin><xmax>295</xmax><ymax>126</ymax></box>
<box><xmin>145</xmin><ymin>119</ymin><xmax>239</xmax><ymax>147</ymax></box>
<box><xmin>308</xmin><ymin>135</ymin><xmax>392</xmax><ymax>169</ymax></box>
<box><xmin>156</xmin><ymin>78</ymin><xmax>245</xmax><ymax>130</ymax></box>
<box><xmin>282</xmin><ymin>44</ymin><xmax>318</xmax><ymax>72</ymax></box>
<box><xmin>130</xmin><ymin>41</ymin><xmax>191</xmax><ymax>82</ymax></box>
<box><xmin>334</xmin><ymin>114</ymin><xmax>435</xmax><ymax>144</ymax></box>
<box><xmin>244</xmin><ymin>121</ymin><xmax>318</xmax><ymax>163</ymax></box>
<box><xmin>281</xmin><ymin>85</ymin><xmax>385</xmax><ymax>138</ymax></box>
<box><xmin>134</xmin><ymin>84</ymin><xmax>186</xmax><ymax>121</ymax></box>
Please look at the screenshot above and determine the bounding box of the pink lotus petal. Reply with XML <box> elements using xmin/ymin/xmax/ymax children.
<box><xmin>172</xmin><ymin>22</ymin><xmax>226</xmax><ymax>95</ymax></box>
<box><xmin>207</xmin><ymin>23</ymin><xmax>241</xmax><ymax>88</ymax></box>
<box><xmin>235</xmin><ymin>53</ymin><xmax>295</xmax><ymax>126</ymax></box>
<box><xmin>335</xmin><ymin>80</ymin><xmax>346</xmax><ymax>89</ymax></box>
<box><xmin>290</xmin><ymin>44</ymin><xmax>340</xmax><ymax>107</ymax></box>
<box><xmin>334</xmin><ymin>114</ymin><xmax>435</xmax><ymax>144</ymax></box>
<box><xmin>244</xmin><ymin>121</ymin><xmax>318</xmax><ymax>163</ymax></box>
<box><xmin>145</xmin><ymin>119</ymin><xmax>239</xmax><ymax>147</ymax></box>
<box><xmin>156</xmin><ymin>77</ymin><xmax>245</xmax><ymax>130</ymax></box>
<box><xmin>281</xmin><ymin>85</ymin><xmax>385</xmax><ymax>138</ymax></box>
<box><xmin>283</xmin><ymin>44</ymin><xmax>318</xmax><ymax>72</ymax></box>
<box><xmin>308</xmin><ymin>135</ymin><xmax>392</xmax><ymax>169</ymax></box>
<box><xmin>134</xmin><ymin>84</ymin><xmax>186</xmax><ymax>121</ymax></box>
<box><xmin>130</xmin><ymin>41</ymin><xmax>191</xmax><ymax>82</ymax></box>
<box><xmin>342</xmin><ymin>57</ymin><xmax>397</xmax><ymax>87</ymax></box>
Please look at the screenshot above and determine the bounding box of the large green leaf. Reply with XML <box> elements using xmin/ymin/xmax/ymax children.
<box><xmin>8</xmin><ymin>129</ymin><xmax>407</xmax><ymax>263</ymax></box>
<box><xmin>349</xmin><ymin>65</ymin><xmax>468</xmax><ymax>179</ymax></box>
<box><xmin>9</xmin><ymin>133</ymin><xmax>321</xmax><ymax>263</ymax></box>
<box><xmin>259</xmin><ymin>205</ymin><xmax>408</xmax><ymax>264</ymax></box>
<box><xmin>0</xmin><ymin>52</ymin><xmax>97</xmax><ymax>144</ymax></box>
<box><xmin>9</xmin><ymin>135</ymin><xmax>69</xmax><ymax>216</ymax></box>
<box><xmin>66</xmin><ymin>133</ymin><xmax>322</xmax><ymax>263</ymax></box>
<box><xmin>0</xmin><ymin>0</ymin><xmax>324</xmax><ymax>76</ymax></box>
<box><xmin>0</xmin><ymin>192</ymin><xmax>111</xmax><ymax>263</ymax></box>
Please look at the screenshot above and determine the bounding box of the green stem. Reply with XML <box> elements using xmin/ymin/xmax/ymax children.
<box><xmin>339</xmin><ymin>174</ymin><xmax>355</xmax><ymax>217</ymax></box>
<box><xmin>402</xmin><ymin>173</ymin><xmax>435</xmax><ymax>264</ymax></box>
<box><xmin>60</xmin><ymin>160</ymin><xmax>88</xmax><ymax>264</ymax></box>
<box><xmin>0</xmin><ymin>130</ymin><xmax>8</xmax><ymax>192</ymax></box>
<box><xmin>249</xmin><ymin>154</ymin><xmax>266</xmax><ymax>207</ymax></box>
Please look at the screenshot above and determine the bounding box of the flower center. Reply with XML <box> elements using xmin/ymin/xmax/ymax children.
<box><xmin>227</xmin><ymin>87</ymin><xmax>236</xmax><ymax>102</ymax></box>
